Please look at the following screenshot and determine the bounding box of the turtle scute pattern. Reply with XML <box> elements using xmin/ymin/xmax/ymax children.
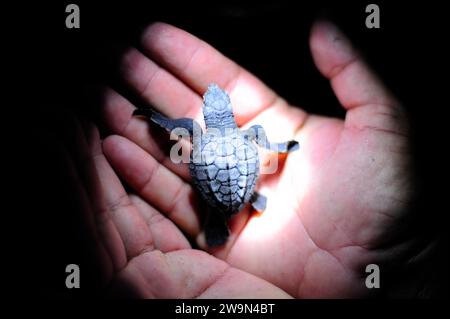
<box><xmin>189</xmin><ymin>131</ymin><xmax>259</xmax><ymax>217</ymax></box>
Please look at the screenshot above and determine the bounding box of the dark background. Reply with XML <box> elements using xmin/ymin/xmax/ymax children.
<box><xmin>8</xmin><ymin>1</ymin><xmax>448</xmax><ymax>299</ymax></box>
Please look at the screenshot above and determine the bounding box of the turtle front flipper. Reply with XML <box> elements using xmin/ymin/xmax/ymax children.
<box><xmin>133</xmin><ymin>108</ymin><xmax>201</xmax><ymax>136</ymax></box>
<box><xmin>243</xmin><ymin>125</ymin><xmax>299</xmax><ymax>153</ymax></box>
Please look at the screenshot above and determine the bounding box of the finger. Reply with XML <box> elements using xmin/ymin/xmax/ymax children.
<box><xmin>140</xmin><ymin>22</ymin><xmax>284</xmax><ymax>124</ymax></box>
<box><xmin>129</xmin><ymin>194</ymin><xmax>191</xmax><ymax>252</ymax></box>
<box><xmin>61</xmin><ymin>114</ymin><xmax>128</xmax><ymax>271</ymax></box>
<box><xmin>103</xmin><ymin>135</ymin><xmax>201</xmax><ymax>237</ymax></box>
<box><xmin>309</xmin><ymin>21</ymin><xmax>408</xmax><ymax>135</ymax></box>
<box><xmin>81</xmin><ymin>121</ymin><xmax>156</xmax><ymax>263</ymax></box>
<box><xmin>120</xmin><ymin>47</ymin><xmax>203</xmax><ymax>121</ymax></box>
<box><xmin>99</xmin><ymin>86</ymin><xmax>191</xmax><ymax>181</ymax></box>
<box><xmin>61</xmin><ymin>140</ymin><xmax>114</xmax><ymax>283</ymax></box>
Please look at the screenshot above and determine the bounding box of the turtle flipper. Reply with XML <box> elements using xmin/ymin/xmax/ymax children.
<box><xmin>250</xmin><ymin>192</ymin><xmax>267</xmax><ymax>212</ymax></box>
<box><xmin>243</xmin><ymin>125</ymin><xmax>299</xmax><ymax>153</ymax></box>
<box><xmin>133</xmin><ymin>108</ymin><xmax>201</xmax><ymax>136</ymax></box>
<box><xmin>204</xmin><ymin>208</ymin><xmax>229</xmax><ymax>247</ymax></box>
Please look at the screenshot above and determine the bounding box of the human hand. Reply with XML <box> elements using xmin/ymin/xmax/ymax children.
<box><xmin>93</xmin><ymin>21</ymin><xmax>413</xmax><ymax>298</ymax></box>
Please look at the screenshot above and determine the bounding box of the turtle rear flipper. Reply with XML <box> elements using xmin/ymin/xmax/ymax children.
<box><xmin>204</xmin><ymin>209</ymin><xmax>229</xmax><ymax>247</ymax></box>
<box><xmin>250</xmin><ymin>192</ymin><xmax>267</xmax><ymax>212</ymax></box>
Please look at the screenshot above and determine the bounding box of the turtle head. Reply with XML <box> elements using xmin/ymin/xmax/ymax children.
<box><xmin>202</xmin><ymin>83</ymin><xmax>237</xmax><ymax>130</ymax></box>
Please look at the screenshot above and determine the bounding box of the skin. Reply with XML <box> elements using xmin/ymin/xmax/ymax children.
<box><xmin>68</xmin><ymin>21</ymin><xmax>418</xmax><ymax>298</ymax></box>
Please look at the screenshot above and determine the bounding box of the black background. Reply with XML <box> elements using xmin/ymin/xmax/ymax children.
<box><xmin>7</xmin><ymin>0</ymin><xmax>448</xmax><ymax>300</ymax></box>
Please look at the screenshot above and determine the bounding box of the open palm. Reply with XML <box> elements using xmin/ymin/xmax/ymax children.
<box><xmin>75</xmin><ymin>21</ymin><xmax>412</xmax><ymax>298</ymax></box>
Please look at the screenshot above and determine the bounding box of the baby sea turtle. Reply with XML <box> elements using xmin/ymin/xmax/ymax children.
<box><xmin>134</xmin><ymin>84</ymin><xmax>299</xmax><ymax>246</ymax></box>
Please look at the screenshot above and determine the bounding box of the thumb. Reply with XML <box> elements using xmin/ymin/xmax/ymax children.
<box><xmin>309</xmin><ymin>20</ymin><xmax>408</xmax><ymax>136</ymax></box>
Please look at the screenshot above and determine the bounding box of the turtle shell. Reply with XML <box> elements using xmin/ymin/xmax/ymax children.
<box><xmin>189</xmin><ymin>131</ymin><xmax>259</xmax><ymax>217</ymax></box>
